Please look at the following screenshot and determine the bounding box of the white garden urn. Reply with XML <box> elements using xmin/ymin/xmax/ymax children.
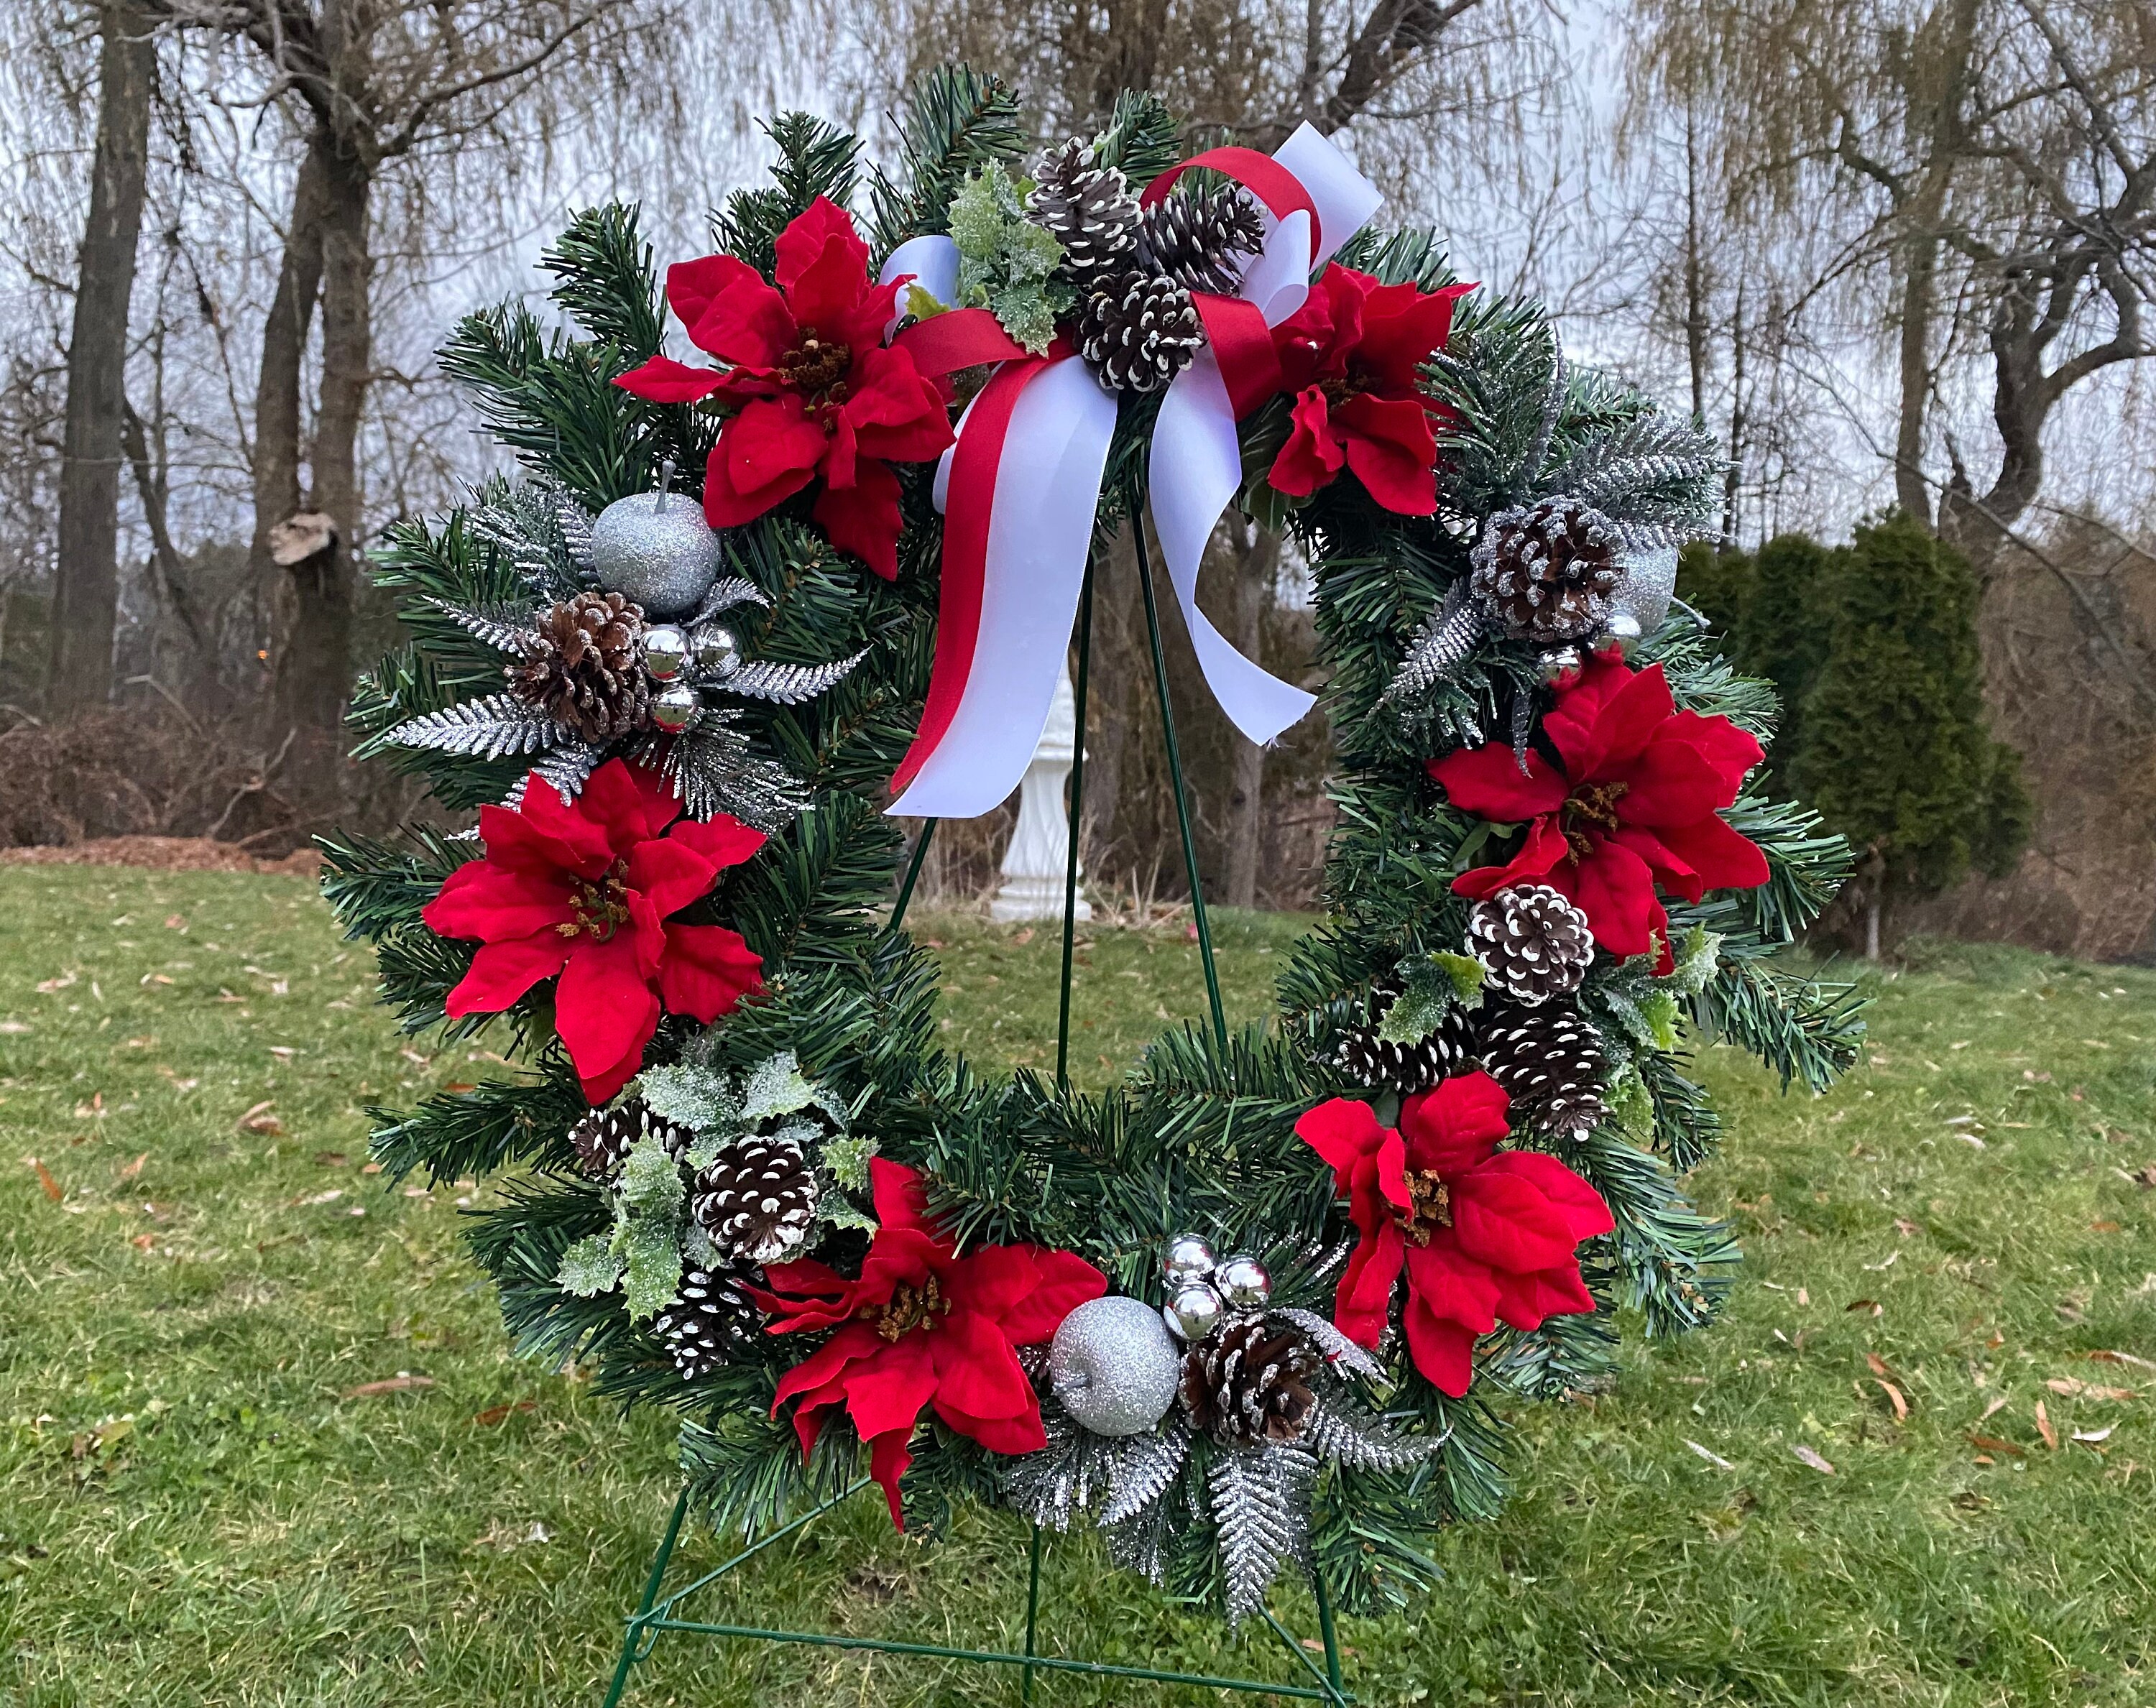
<box><xmin>990</xmin><ymin>660</ymin><xmax>1091</xmax><ymax>923</ymax></box>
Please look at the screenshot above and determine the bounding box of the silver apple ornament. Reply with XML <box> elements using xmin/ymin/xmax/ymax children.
<box><xmin>1048</xmin><ymin>1296</ymin><xmax>1182</xmax><ymax>1437</ymax></box>
<box><xmin>589</xmin><ymin>461</ymin><xmax>722</xmax><ymax>621</ymax></box>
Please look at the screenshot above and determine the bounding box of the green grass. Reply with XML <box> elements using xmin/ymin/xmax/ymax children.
<box><xmin>2</xmin><ymin>870</ymin><xmax>2152</xmax><ymax>1707</ymax></box>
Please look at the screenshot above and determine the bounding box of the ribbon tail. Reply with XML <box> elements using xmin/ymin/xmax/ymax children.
<box><xmin>888</xmin><ymin>358</ymin><xmax>1118</xmax><ymax>819</ymax></box>
<box><xmin>1148</xmin><ymin>352</ymin><xmax>1317</xmax><ymax>748</ymax></box>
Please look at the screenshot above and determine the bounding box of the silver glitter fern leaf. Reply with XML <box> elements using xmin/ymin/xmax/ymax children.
<box><xmin>1003</xmin><ymin>1405</ymin><xmax>1119</xmax><ymax>1531</ymax></box>
<box><xmin>1382</xmin><ymin>581</ymin><xmax>1483</xmax><ymax>703</ymax></box>
<box><xmin>1266</xmin><ymin>1308</ymin><xmax>1385</xmax><ymax>1383</ymax></box>
<box><xmin>1210</xmin><ymin>1442</ymin><xmax>1317</xmax><ymax>1625</ymax></box>
<box><xmin>1540</xmin><ymin>413</ymin><xmax>1721</xmax><ymax>538</ymax></box>
<box><xmin>686</xmin><ymin>577</ymin><xmax>771</xmax><ymax>623</ymax></box>
<box><xmin>502</xmin><ymin>741</ymin><xmax>604</xmax><ymax>808</ymax></box>
<box><xmin>388</xmin><ymin>693</ymin><xmax>566</xmax><ymax>760</ymax></box>
<box><xmin>1099</xmin><ymin>1416</ymin><xmax>1192</xmax><ymax>1525</ymax></box>
<box><xmin>720</xmin><ymin>650</ymin><xmax>868</xmax><ymax>706</ymax></box>
<box><xmin>423</xmin><ymin>596</ymin><xmax>543</xmax><ymax>657</ymax></box>
<box><xmin>1301</xmin><ymin>1396</ymin><xmax>1433</xmax><ymax>1474</ymax></box>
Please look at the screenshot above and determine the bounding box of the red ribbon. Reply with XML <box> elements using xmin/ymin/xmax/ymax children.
<box><xmin>1140</xmin><ymin>147</ymin><xmax>1324</xmax><ymax>257</ymax></box>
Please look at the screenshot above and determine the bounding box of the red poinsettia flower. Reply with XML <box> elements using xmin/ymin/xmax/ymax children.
<box><xmin>1428</xmin><ymin>650</ymin><xmax>1769</xmax><ymax>971</ymax></box>
<box><xmin>613</xmin><ymin>198</ymin><xmax>954</xmax><ymax>579</ymax></box>
<box><xmin>1267</xmin><ymin>265</ymin><xmax>1474</xmax><ymax>516</ymax></box>
<box><xmin>420</xmin><ymin>760</ymin><xmax>765</xmax><ymax>1104</ymax></box>
<box><xmin>1295</xmin><ymin>1074</ymin><xmax>1613</xmax><ymax>1397</ymax></box>
<box><xmin>756</xmin><ymin>1158</ymin><xmax>1105</xmax><ymax>1526</ymax></box>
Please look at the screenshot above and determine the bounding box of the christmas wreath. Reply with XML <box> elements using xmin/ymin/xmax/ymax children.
<box><xmin>325</xmin><ymin>67</ymin><xmax>1863</xmax><ymax>1628</ymax></box>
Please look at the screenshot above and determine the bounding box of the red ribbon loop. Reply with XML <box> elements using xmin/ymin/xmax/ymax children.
<box><xmin>1191</xmin><ymin>293</ymin><xmax>1281</xmax><ymax>421</ymax></box>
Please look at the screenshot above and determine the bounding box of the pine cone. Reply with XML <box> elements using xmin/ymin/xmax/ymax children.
<box><xmin>1467</xmin><ymin>884</ymin><xmax>1595</xmax><ymax>1005</ymax></box>
<box><xmin>1077</xmin><ymin>272</ymin><xmax>1203</xmax><ymax>393</ymax></box>
<box><xmin>1181</xmin><ymin>1320</ymin><xmax>1314</xmax><ymax>1446</ymax></box>
<box><xmin>507</xmin><ymin>591</ymin><xmax>651</xmax><ymax>742</ymax></box>
<box><xmin>1028</xmin><ymin>139</ymin><xmax>1141</xmax><ymax>286</ymax></box>
<box><xmin>690</xmin><ymin>1135</ymin><xmax>819</xmax><ymax>1264</ymax></box>
<box><xmin>653</xmin><ymin>1264</ymin><xmax>762</xmax><ymax>1380</ymax></box>
<box><xmin>1332</xmin><ymin>975</ymin><xmax>1482</xmax><ymax>1095</ymax></box>
<box><xmin>1469</xmin><ymin>498</ymin><xmax>1623</xmax><ymax>645</ymax></box>
<box><xmin>1137</xmin><ymin>186</ymin><xmax>1266</xmax><ymax>295</ymax></box>
<box><xmin>1477</xmin><ymin>1000</ymin><xmax>1609</xmax><ymax>1137</ymax></box>
<box><xmin>566</xmin><ymin>1098</ymin><xmax>694</xmax><ymax>1179</ymax></box>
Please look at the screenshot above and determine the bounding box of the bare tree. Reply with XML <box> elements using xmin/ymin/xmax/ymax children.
<box><xmin>50</xmin><ymin>1</ymin><xmax>157</xmax><ymax>714</ymax></box>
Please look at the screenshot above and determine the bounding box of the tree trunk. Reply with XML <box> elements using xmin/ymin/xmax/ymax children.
<box><xmin>1222</xmin><ymin>522</ymin><xmax>1278</xmax><ymax>911</ymax></box>
<box><xmin>49</xmin><ymin>0</ymin><xmax>155</xmax><ymax>715</ymax></box>
<box><xmin>271</xmin><ymin>140</ymin><xmax>370</xmax><ymax>735</ymax></box>
<box><xmin>1864</xmin><ymin>845</ymin><xmax>1885</xmax><ymax>960</ymax></box>
<box><xmin>249</xmin><ymin>134</ymin><xmax>331</xmax><ymax>609</ymax></box>
<box><xmin>1682</xmin><ymin>107</ymin><xmax>1708</xmax><ymax>428</ymax></box>
<box><xmin>1723</xmin><ymin>277</ymin><xmax>1746</xmax><ymax>546</ymax></box>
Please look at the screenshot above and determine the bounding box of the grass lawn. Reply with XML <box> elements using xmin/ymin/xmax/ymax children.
<box><xmin>2</xmin><ymin>867</ymin><xmax>2152</xmax><ymax>1707</ymax></box>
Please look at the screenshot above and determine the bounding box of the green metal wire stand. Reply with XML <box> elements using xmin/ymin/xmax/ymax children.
<box><xmin>599</xmin><ymin>525</ymin><xmax>1352</xmax><ymax>1706</ymax></box>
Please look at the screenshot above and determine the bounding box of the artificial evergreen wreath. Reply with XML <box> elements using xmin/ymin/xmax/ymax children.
<box><xmin>324</xmin><ymin>67</ymin><xmax>1863</xmax><ymax>1628</ymax></box>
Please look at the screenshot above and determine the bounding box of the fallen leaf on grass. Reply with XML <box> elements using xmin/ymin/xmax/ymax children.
<box><xmin>1864</xmin><ymin>1251</ymin><xmax>1901</xmax><ymax>1271</ymax></box>
<box><xmin>0</xmin><ymin>1020</ymin><xmax>28</xmax><ymax>1033</ymax></box>
<box><xmin>2124</xmin><ymin>1165</ymin><xmax>2156</xmax><ymax>1189</ymax></box>
<box><xmin>1894</xmin><ymin>1217</ymin><xmax>1921</xmax><ymax>1237</ymax></box>
<box><xmin>398</xmin><ymin>1048</ymin><xmax>430</xmax><ymax>1068</ymax></box>
<box><xmin>1968</xmin><ymin>1434</ymin><xmax>2025</xmax><ymax>1457</ymax></box>
<box><xmin>116</xmin><ymin>1153</ymin><xmax>146</xmax><ymax>1182</ymax></box>
<box><xmin>2045</xmin><ymin>1377</ymin><xmax>2136</xmax><ymax>1401</ymax></box>
<box><xmin>312</xmin><ymin>1151</ymin><xmax>348</xmax><ymax>1167</ymax></box>
<box><xmin>2090</xmin><ymin>1349</ymin><xmax>2156</xmax><ymax>1372</ymax></box>
<box><xmin>360</xmin><ymin>1162</ymin><xmax>382</xmax><ymax>1176</ymax></box>
<box><xmin>1981</xmin><ymin>1395</ymin><xmax>2010</xmax><ymax>1421</ymax></box>
<box><xmin>235</xmin><ymin>1100</ymin><xmax>282</xmax><ymax>1135</ymax></box>
<box><xmin>2073</xmin><ymin>1426</ymin><xmax>2114</xmax><ymax>1444</ymax></box>
<box><xmin>1686</xmin><ymin>1439</ymin><xmax>1736</xmax><ymax>1470</ymax></box>
<box><xmin>25</xmin><ymin>1159</ymin><xmax>60</xmax><ymax>1201</ymax></box>
<box><xmin>344</xmin><ymin>1375</ymin><xmax>434</xmax><ymax>1398</ymax></box>
<box><xmin>293</xmin><ymin>1189</ymin><xmax>343</xmax><ymax>1207</ymax></box>
<box><xmin>35</xmin><ymin>973</ymin><xmax>76</xmax><ymax>994</ymax></box>
<box><xmin>1875</xmin><ymin>1380</ymin><xmax>1909</xmax><ymax>1421</ymax></box>
<box><xmin>471</xmin><ymin>1400</ymin><xmax>537</xmax><ymax>1427</ymax></box>
<box><xmin>1792</xmin><ymin>1444</ymin><xmax>1835</xmax><ymax>1474</ymax></box>
<box><xmin>1846</xmin><ymin>1298</ymin><xmax>1883</xmax><ymax>1316</ymax></box>
<box><xmin>1865</xmin><ymin>1352</ymin><xmax>1897</xmax><ymax>1379</ymax></box>
<box><xmin>129</xmin><ymin>1234</ymin><xmax>155</xmax><ymax>1251</ymax></box>
<box><xmin>442</xmin><ymin>1081</ymin><xmax>477</xmax><ymax>1094</ymax></box>
<box><xmin>2035</xmin><ymin>1401</ymin><xmax>2059</xmax><ymax>1451</ymax></box>
<box><xmin>2091</xmin><ymin>1219</ymin><xmax>2123</xmax><ymax>1233</ymax></box>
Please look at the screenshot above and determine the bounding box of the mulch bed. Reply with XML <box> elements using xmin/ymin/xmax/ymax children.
<box><xmin>0</xmin><ymin>836</ymin><xmax>324</xmax><ymax>875</ymax></box>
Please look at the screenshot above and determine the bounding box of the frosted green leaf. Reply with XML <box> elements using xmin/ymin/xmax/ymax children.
<box><xmin>618</xmin><ymin>1133</ymin><xmax>686</xmax><ymax>1221</ymax></box>
<box><xmin>1004</xmin><ymin>217</ymin><xmax>1063</xmax><ymax>285</ymax></box>
<box><xmin>683</xmin><ymin>1219</ymin><xmax>722</xmax><ymax>1270</ymax></box>
<box><xmin>740</xmin><ymin>1051</ymin><xmax>845</xmax><ymax>1129</ymax></box>
<box><xmin>1606</xmin><ymin>1061</ymin><xmax>1654</xmax><ymax>1136</ymax></box>
<box><xmin>638</xmin><ymin>1063</ymin><xmax>737</xmax><ymax>1134</ymax></box>
<box><xmin>1640</xmin><ymin>989</ymin><xmax>1682</xmax><ymax>1051</ymax></box>
<box><xmin>1661</xmin><ymin>925</ymin><xmax>1723</xmax><ymax>996</ymax></box>
<box><xmin>819</xmin><ymin>1132</ymin><xmax>880</xmax><ymax>1191</ymax></box>
<box><xmin>620</xmin><ymin>1219</ymin><xmax>684</xmax><ymax>1322</ymax></box>
<box><xmin>819</xmin><ymin>1197</ymin><xmax>877</xmax><ymax>1233</ymax></box>
<box><xmin>1378</xmin><ymin>958</ymin><xmax>1477</xmax><ymax>1043</ymax></box>
<box><xmin>949</xmin><ymin>162</ymin><xmax>1023</xmax><ymax>267</ymax></box>
<box><xmin>1430</xmin><ymin>951</ymin><xmax>1487</xmax><ymax>1002</ymax></box>
<box><xmin>904</xmin><ymin>282</ymin><xmax>949</xmax><ymax>320</ymax></box>
<box><xmin>556</xmin><ymin>1233</ymin><xmax>625</xmax><ymax>1298</ymax></box>
<box><xmin>990</xmin><ymin>282</ymin><xmax>1059</xmax><ymax>354</ymax></box>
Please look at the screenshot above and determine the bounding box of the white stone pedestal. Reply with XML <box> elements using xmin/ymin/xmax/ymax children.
<box><xmin>990</xmin><ymin>660</ymin><xmax>1091</xmax><ymax>923</ymax></box>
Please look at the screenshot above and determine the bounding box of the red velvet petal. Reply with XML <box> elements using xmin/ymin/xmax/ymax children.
<box><xmin>869</xmin><ymin>1157</ymin><xmax>936</xmax><ymax>1236</ymax></box>
<box><xmin>1585</xmin><ymin>660</ymin><xmax>1679</xmax><ymax>777</ymax></box>
<box><xmin>716</xmin><ymin>397</ymin><xmax>828</xmax><ymax>516</ymax></box>
<box><xmin>657</xmin><ymin>923</ymin><xmax>762</xmax><ymax>1023</ymax></box>
<box><xmin>843</xmin><ymin>346</ymin><xmax>958</xmax><ymax>463</ymax></box>
<box><xmin>572</xmin><ymin>760</ymin><xmax>659</xmax><ymax>862</ymax></box>
<box><xmin>1565</xmin><ymin>832</ymin><xmax>1664</xmax><ymax>960</ymax></box>
<box><xmin>774</xmin><ymin>197</ymin><xmax>870</xmax><ymax>298</ymax></box>
<box><xmin>930</xmin><ymin>1307</ymin><xmax>1037</xmax><ymax>1422</ymax></box>
<box><xmin>1664</xmin><ymin>709</ymin><xmax>1765</xmax><ymax>798</ymax></box>
<box><xmin>773</xmin><ymin>1321</ymin><xmax>881</xmax><ymax>1409</ymax></box>
<box><xmin>665</xmin><ymin>254</ymin><xmax>772</xmax><ymax>348</ymax></box>
<box><xmin>1353</xmin><ymin>280</ymin><xmax>1470</xmax><ymax>394</ymax></box>
<box><xmin>1478</xmin><ymin>1151</ymin><xmax>1614</xmax><ymax>1242</ymax></box>
<box><xmin>624</xmin><ymin>836</ymin><xmax>719</xmax><ymax>923</ymax></box>
<box><xmin>1402</xmin><ymin>1235</ymin><xmax>1501</xmax><ymax>1333</ymax></box>
<box><xmin>682</xmin><ymin>267</ymin><xmax>796</xmax><ymax>371</ymax></box>
<box><xmin>1332</xmin><ymin>1215</ymin><xmax>1405</xmax><ymax>1348</ymax></box>
<box><xmin>934</xmin><ymin>1400</ymin><xmax>1047</xmax><ymax>1458</ymax></box>
<box><xmin>1427</xmin><ymin>741</ymin><xmax>1570</xmax><ymax>821</ymax></box>
<box><xmin>499</xmin><ymin>776</ymin><xmax>616</xmax><ymax>876</ymax></box>
<box><xmin>1617</xmin><ymin>727</ymin><xmax>1743</xmax><ymax>828</ymax></box>
<box><xmin>1491</xmin><ymin>1263</ymin><xmax>1596</xmax><ymax>1331</ymax></box>
<box><xmin>1401</xmin><ymin>1296</ymin><xmax>1478</xmax><ymax>1396</ymax></box>
<box><xmin>553</xmin><ymin>931</ymin><xmax>660</xmax><ymax>1093</ymax></box>
<box><xmin>1447</xmin><ymin>818</ymin><xmax>1570</xmax><ymax>904</ymax></box>
<box><xmin>868</xmin><ymin>1428</ymin><xmax>915</xmax><ymax>1529</ymax></box>
<box><xmin>1646</xmin><ymin>809</ymin><xmax>1770</xmax><ymax>893</ymax></box>
<box><xmin>813</xmin><ymin>458</ymin><xmax>903</xmax><ymax>579</ymax></box>
<box><xmin>941</xmin><ymin>1242</ymin><xmax>1038</xmax><ymax>1323</ymax></box>
<box><xmin>997</xmin><ymin>1249</ymin><xmax>1108</xmax><ymax>1346</ymax></box>
<box><xmin>576</xmin><ymin>1028</ymin><xmax>652</xmax><ymax>1106</ymax></box>
<box><xmin>422</xmin><ymin>859</ymin><xmax>571</xmax><ymax>943</ymax></box>
<box><xmin>1334</xmin><ymin>392</ymin><xmax>1438</xmax><ymax>515</ymax></box>
<box><xmin>1539</xmin><ymin>651</ymin><xmax>1635</xmax><ymax>781</ymax></box>
<box><xmin>1294</xmin><ymin>1097</ymin><xmax>1390</xmax><ymax>1184</ymax></box>
<box><xmin>1450</xmin><ymin>1167</ymin><xmax>1580</xmax><ymax>1275</ymax></box>
<box><xmin>840</xmin><ymin>1331</ymin><xmax>939</xmax><ymax>1444</ymax></box>
<box><xmin>1266</xmin><ymin>387</ymin><xmax>1345</xmax><ymax>497</ymax></box>
<box><xmin>1399</xmin><ymin>1071</ymin><xmax>1512</xmax><ymax>1179</ymax></box>
<box><xmin>443</xmin><ymin>933</ymin><xmax>571</xmax><ymax>1016</ymax></box>
<box><xmin>666</xmin><ymin>814</ymin><xmax>768</xmax><ymax>873</ymax></box>
<box><xmin>613</xmin><ymin>354</ymin><xmax>728</xmax><ymax>404</ymax></box>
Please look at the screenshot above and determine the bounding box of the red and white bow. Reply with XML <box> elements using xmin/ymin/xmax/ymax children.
<box><xmin>880</xmin><ymin>124</ymin><xmax>1383</xmax><ymax>820</ymax></box>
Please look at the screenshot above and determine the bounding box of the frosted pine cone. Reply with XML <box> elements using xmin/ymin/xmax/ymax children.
<box><xmin>1467</xmin><ymin>884</ymin><xmax>1595</xmax><ymax>1005</ymax></box>
<box><xmin>1181</xmin><ymin>1320</ymin><xmax>1314</xmax><ymax>1446</ymax></box>
<box><xmin>1477</xmin><ymin>1001</ymin><xmax>1609</xmax><ymax>1137</ymax></box>
<box><xmin>1332</xmin><ymin>975</ymin><xmax>1481</xmax><ymax>1095</ymax></box>
<box><xmin>1077</xmin><ymin>272</ymin><xmax>1203</xmax><ymax>392</ymax></box>
<box><xmin>507</xmin><ymin>591</ymin><xmax>650</xmax><ymax>742</ymax></box>
<box><xmin>1028</xmin><ymin>139</ymin><xmax>1141</xmax><ymax>287</ymax></box>
<box><xmin>1470</xmin><ymin>498</ymin><xmax>1622</xmax><ymax>645</ymax></box>
<box><xmin>1137</xmin><ymin>186</ymin><xmax>1266</xmax><ymax>295</ymax></box>
<box><xmin>653</xmin><ymin>1264</ymin><xmax>762</xmax><ymax>1380</ymax></box>
<box><xmin>690</xmin><ymin>1135</ymin><xmax>819</xmax><ymax>1264</ymax></box>
<box><xmin>566</xmin><ymin>1098</ymin><xmax>693</xmax><ymax>1179</ymax></box>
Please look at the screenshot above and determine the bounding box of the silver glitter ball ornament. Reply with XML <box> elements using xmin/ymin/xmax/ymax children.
<box><xmin>589</xmin><ymin>467</ymin><xmax>722</xmax><ymax>621</ymax></box>
<box><xmin>1161</xmin><ymin>1280</ymin><xmax>1225</xmax><ymax>1344</ymax></box>
<box><xmin>1214</xmin><ymin>1254</ymin><xmax>1271</xmax><ymax>1310</ymax></box>
<box><xmin>1603</xmin><ymin>545</ymin><xmax>1678</xmax><ymax>650</ymax></box>
<box><xmin>650</xmin><ymin>682</ymin><xmax>700</xmax><ymax>732</ymax></box>
<box><xmin>1048</xmin><ymin>1296</ymin><xmax>1181</xmax><ymax>1437</ymax></box>
<box><xmin>1162</xmin><ymin>1233</ymin><xmax>1217</xmax><ymax>1286</ymax></box>
<box><xmin>691</xmin><ymin>622</ymin><xmax>741</xmax><ymax>679</ymax></box>
<box><xmin>642</xmin><ymin>624</ymin><xmax>690</xmax><ymax>682</ymax></box>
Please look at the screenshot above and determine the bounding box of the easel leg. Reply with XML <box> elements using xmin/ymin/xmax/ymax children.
<box><xmin>1021</xmin><ymin>1523</ymin><xmax>1045</xmax><ymax>1704</ymax></box>
<box><xmin>1312</xmin><ymin>1569</ymin><xmax>1346</xmax><ymax>1704</ymax></box>
<box><xmin>601</xmin><ymin>1487</ymin><xmax>691</xmax><ymax>1708</ymax></box>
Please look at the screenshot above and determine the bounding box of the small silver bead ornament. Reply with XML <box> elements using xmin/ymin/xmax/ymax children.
<box><xmin>1162</xmin><ymin>1233</ymin><xmax>1217</xmax><ymax>1285</ymax></box>
<box><xmin>1213</xmin><ymin>1254</ymin><xmax>1272</xmax><ymax>1310</ymax></box>
<box><xmin>650</xmin><ymin>682</ymin><xmax>700</xmax><ymax>732</ymax></box>
<box><xmin>691</xmin><ymin>622</ymin><xmax>742</xmax><ymax>679</ymax></box>
<box><xmin>642</xmin><ymin>624</ymin><xmax>690</xmax><ymax>682</ymax></box>
<box><xmin>589</xmin><ymin>461</ymin><xmax>722</xmax><ymax>621</ymax></box>
<box><xmin>1048</xmin><ymin>1295</ymin><xmax>1183</xmax><ymax>1437</ymax></box>
<box><xmin>1162</xmin><ymin>1280</ymin><xmax>1225</xmax><ymax>1344</ymax></box>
